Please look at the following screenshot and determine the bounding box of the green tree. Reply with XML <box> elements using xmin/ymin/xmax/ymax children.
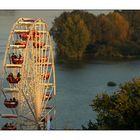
<box><xmin>82</xmin><ymin>79</ymin><xmax>140</xmax><ymax>130</ymax></box>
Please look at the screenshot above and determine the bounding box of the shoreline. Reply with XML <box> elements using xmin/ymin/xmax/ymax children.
<box><xmin>55</xmin><ymin>54</ymin><xmax>140</xmax><ymax>64</ymax></box>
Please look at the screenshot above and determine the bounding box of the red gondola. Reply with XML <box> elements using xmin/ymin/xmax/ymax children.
<box><xmin>12</xmin><ymin>57</ymin><xmax>23</xmax><ymax>64</ymax></box>
<box><xmin>37</xmin><ymin>57</ymin><xmax>48</xmax><ymax>63</ymax></box>
<box><xmin>33</xmin><ymin>42</ymin><xmax>45</xmax><ymax>48</ymax></box>
<box><xmin>15</xmin><ymin>41</ymin><xmax>26</xmax><ymax>47</ymax></box>
<box><xmin>32</xmin><ymin>30</ymin><xmax>40</xmax><ymax>38</ymax></box>
<box><xmin>36</xmin><ymin>63</ymin><xmax>52</xmax><ymax>67</ymax></box>
<box><xmin>6</xmin><ymin>73</ymin><xmax>21</xmax><ymax>84</ymax></box>
<box><xmin>19</xmin><ymin>32</ymin><xmax>29</xmax><ymax>40</ymax></box>
<box><xmin>4</xmin><ymin>99</ymin><xmax>18</xmax><ymax>108</ymax></box>
<box><xmin>39</xmin><ymin>63</ymin><xmax>52</xmax><ymax>67</ymax></box>
<box><xmin>1</xmin><ymin>123</ymin><xmax>16</xmax><ymax>130</ymax></box>
<box><xmin>22</xmin><ymin>18</ymin><xmax>36</xmax><ymax>22</ymax></box>
<box><xmin>17</xmin><ymin>29</ymin><xmax>41</xmax><ymax>41</ymax></box>
<box><xmin>11</xmin><ymin>54</ymin><xmax>24</xmax><ymax>64</ymax></box>
<box><xmin>45</xmin><ymin>106</ymin><xmax>53</xmax><ymax>110</ymax></box>
<box><xmin>6</xmin><ymin>77</ymin><xmax>19</xmax><ymax>84</ymax></box>
<box><xmin>41</xmin><ymin>73</ymin><xmax>50</xmax><ymax>80</ymax></box>
<box><xmin>1</xmin><ymin>114</ymin><xmax>17</xmax><ymax>119</ymax></box>
<box><xmin>45</xmin><ymin>93</ymin><xmax>52</xmax><ymax>100</ymax></box>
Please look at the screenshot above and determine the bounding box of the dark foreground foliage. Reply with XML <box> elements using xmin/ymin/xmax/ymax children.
<box><xmin>82</xmin><ymin>79</ymin><xmax>140</xmax><ymax>130</ymax></box>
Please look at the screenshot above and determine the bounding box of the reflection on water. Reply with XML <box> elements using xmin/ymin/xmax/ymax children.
<box><xmin>0</xmin><ymin>11</ymin><xmax>140</xmax><ymax>129</ymax></box>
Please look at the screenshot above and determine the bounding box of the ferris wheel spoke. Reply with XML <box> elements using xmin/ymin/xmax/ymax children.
<box><xmin>21</xmin><ymin>90</ymin><xmax>37</xmax><ymax>122</ymax></box>
<box><xmin>19</xmin><ymin>115</ymin><xmax>36</xmax><ymax>123</ymax></box>
<box><xmin>41</xmin><ymin>87</ymin><xmax>54</xmax><ymax>113</ymax></box>
<box><xmin>0</xmin><ymin>88</ymin><xmax>8</xmax><ymax>99</ymax></box>
<box><xmin>40</xmin><ymin>107</ymin><xmax>55</xmax><ymax>122</ymax></box>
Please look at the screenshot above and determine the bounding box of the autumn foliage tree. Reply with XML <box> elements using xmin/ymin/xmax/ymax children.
<box><xmin>96</xmin><ymin>12</ymin><xmax>129</xmax><ymax>45</ymax></box>
<box><xmin>107</xmin><ymin>12</ymin><xmax>129</xmax><ymax>42</ymax></box>
<box><xmin>117</xmin><ymin>10</ymin><xmax>140</xmax><ymax>42</ymax></box>
<box><xmin>93</xmin><ymin>12</ymin><xmax>129</xmax><ymax>57</ymax></box>
<box><xmin>51</xmin><ymin>13</ymin><xmax>90</xmax><ymax>60</ymax></box>
<box><xmin>70</xmin><ymin>10</ymin><xmax>97</xmax><ymax>44</ymax></box>
<box><xmin>51</xmin><ymin>10</ymin><xmax>140</xmax><ymax>60</ymax></box>
<box><xmin>96</xmin><ymin>15</ymin><xmax>115</xmax><ymax>44</ymax></box>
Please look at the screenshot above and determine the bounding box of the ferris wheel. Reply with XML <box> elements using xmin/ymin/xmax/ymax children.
<box><xmin>0</xmin><ymin>18</ymin><xmax>56</xmax><ymax>130</ymax></box>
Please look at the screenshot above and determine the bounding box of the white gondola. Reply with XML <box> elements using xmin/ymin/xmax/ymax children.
<box><xmin>3</xmin><ymin>88</ymin><xmax>19</xmax><ymax>93</ymax></box>
<box><xmin>14</xmin><ymin>30</ymin><xmax>48</xmax><ymax>34</ymax></box>
<box><xmin>10</xmin><ymin>43</ymin><xmax>26</xmax><ymax>49</ymax></box>
<box><xmin>5</xmin><ymin>64</ymin><xmax>22</xmax><ymax>68</ymax></box>
<box><xmin>40</xmin><ymin>83</ymin><xmax>54</xmax><ymax>87</ymax></box>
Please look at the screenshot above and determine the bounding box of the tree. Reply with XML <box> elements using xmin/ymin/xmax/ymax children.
<box><xmin>82</xmin><ymin>79</ymin><xmax>140</xmax><ymax>130</ymax></box>
<box><xmin>70</xmin><ymin>10</ymin><xmax>98</xmax><ymax>54</ymax></box>
<box><xmin>71</xmin><ymin>10</ymin><xmax>97</xmax><ymax>44</ymax></box>
<box><xmin>96</xmin><ymin>15</ymin><xmax>115</xmax><ymax>45</ymax></box>
<box><xmin>94</xmin><ymin>45</ymin><xmax>122</xmax><ymax>58</ymax></box>
<box><xmin>51</xmin><ymin>10</ymin><xmax>140</xmax><ymax>59</ymax></box>
<box><xmin>96</xmin><ymin>12</ymin><xmax>129</xmax><ymax>45</ymax></box>
<box><xmin>107</xmin><ymin>12</ymin><xmax>129</xmax><ymax>42</ymax></box>
<box><xmin>119</xmin><ymin>10</ymin><xmax>140</xmax><ymax>42</ymax></box>
<box><xmin>51</xmin><ymin>12</ymin><xmax>90</xmax><ymax>60</ymax></box>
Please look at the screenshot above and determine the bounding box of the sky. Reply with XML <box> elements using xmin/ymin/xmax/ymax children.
<box><xmin>0</xmin><ymin>10</ymin><xmax>112</xmax><ymax>30</ymax></box>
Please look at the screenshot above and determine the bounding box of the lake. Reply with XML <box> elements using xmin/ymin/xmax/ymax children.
<box><xmin>0</xmin><ymin>10</ymin><xmax>140</xmax><ymax>129</ymax></box>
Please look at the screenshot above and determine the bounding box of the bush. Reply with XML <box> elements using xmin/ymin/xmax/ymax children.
<box><xmin>119</xmin><ymin>41</ymin><xmax>140</xmax><ymax>56</ymax></box>
<box><xmin>94</xmin><ymin>45</ymin><xmax>122</xmax><ymax>58</ymax></box>
<box><xmin>82</xmin><ymin>79</ymin><xmax>140</xmax><ymax>130</ymax></box>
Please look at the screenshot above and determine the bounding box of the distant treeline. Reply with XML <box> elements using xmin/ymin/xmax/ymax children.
<box><xmin>50</xmin><ymin>10</ymin><xmax>140</xmax><ymax>60</ymax></box>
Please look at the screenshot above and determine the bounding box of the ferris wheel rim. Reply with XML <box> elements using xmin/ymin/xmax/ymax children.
<box><xmin>0</xmin><ymin>17</ymin><xmax>56</xmax><ymax>130</ymax></box>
